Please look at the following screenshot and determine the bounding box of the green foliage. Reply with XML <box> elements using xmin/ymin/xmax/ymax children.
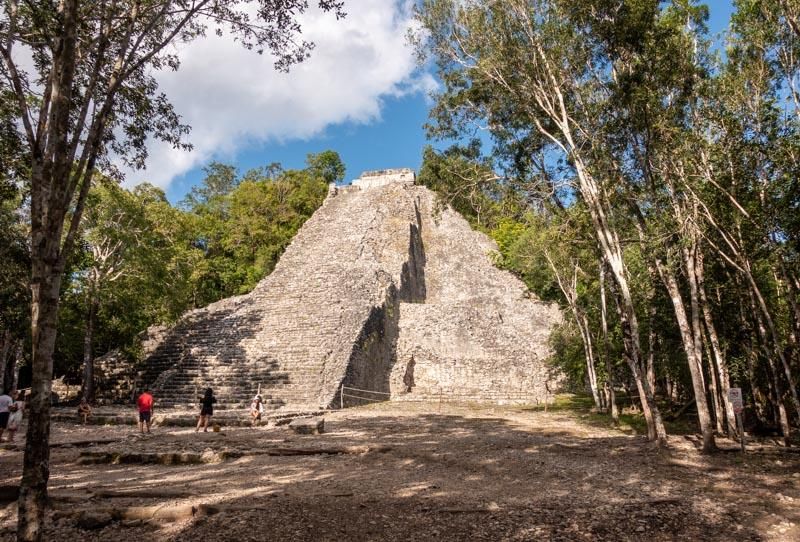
<box><xmin>55</xmin><ymin>180</ymin><xmax>200</xmax><ymax>379</ymax></box>
<box><xmin>415</xmin><ymin>0</ymin><xmax>800</xmax><ymax>435</ymax></box>
<box><xmin>548</xmin><ymin>322</ymin><xmax>593</xmax><ymax>390</ymax></box>
<box><xmin>0</xmin><ymin>181</ymin><xmax>29</xmax><ymax>339</ymax></box>
<box><xmin>181</xmin><ymin>162</ymin><xmax>239</xmax><ymax>213</ymax></box>
<box><xmin>51</xmin><ymin>152</ymin><xmax>340</xmax><ymax>379</ymax></box>
<box><xmin>418</xmin><ymin>144</ymin><xmax>527</xmax><ymax>232</ymax></box>
<box><xmin>306</xmin><ymin>150</ymin><xmax>346</xmax><ymax>185</ymax></box>
<box><xmin>187</xmin><ymin>157</ymin><xmax>331</xmax><ymax>304</ymax></box>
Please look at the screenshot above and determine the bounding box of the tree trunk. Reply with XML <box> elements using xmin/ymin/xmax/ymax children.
<box><xmin>0</xmin><ymin>329</ymin><xmax>9</xmax><ymax>393</ymax></box>
<box><xmin>81</xmin><ymin>286</ymin><xmax>97</xmax><ymax>401</ymax></box>
<box><xmin>12</xmin><ymin>342</ymin><xmax>21</xmax><ymax>391</ymax></box>
<box><xmin>17</xmin><ymin>0</ymin><xmax>81</xmax><ymax>535</ymax></box>
<box><xmin>515</xmin><ymin>53</ymin><xmax>664</xmax><ymax>442</ymax></box>
<box><xmin>744</xmin><ymin>348</ymin><xmax>768</xmax><ymax>424</ymax></box>
<box><xmin>646</xmin><ymin>314</ymin><xmax>657</xmax><ymax>397</ymax></box>
<box><xmin>665</xmin><ymin>376</ymin><xmax>674</xmax><ymax>406</ymax></box>
<box><xmin>579</xmin><ymin>313</ymin><xmax>602</xmax><ymax>410</ymax></box>
<box><xmin>5</xmin><ymin>340</ymin><xmax>20</xmax><ymax>395</ymax></box>
<box><xmin>643</xmin><ymin>262</ymin><xmax>659</xmax><ymax>394</ymax></box>
<box><xmin>18</xmin><ymin>246</ymin><xmax>64</xmax><ymax>540</ymax></box>
<box><xmin>657</xmin><ymin>257</ymin><xmax>716</xmax><ymax>452</ymax></box>
<box><xmin>775</xmin><ymin>262</ymin><xmax>800</xmax><ymax>407</ymax></box>
<box><xmin>607</xmin><ymin>273</ymin><xmax>666</xmax><ymax>442</ymax></box>
<box><xmin>545</xmin><ymin>256</ymin><xmax>602</xmax><ymax>410</ymax></box>
<box><xmin>619</xmin><ymin>198</ymin><xmax>672</xmax><ymax>443</ymax></box>
<box><xmin>702</xmin><ymin>334</ymin><xmax>725</xmax><ymax>434</ymax></box>
<box><xmin>599</xmin><ymin>259</ymin><xmax>619</xmax><ymax>424</ymax></box>
<box><xmin>684</xmin><ymin>241</ymin><xmax>718</xmax><ymax>450</ymax></box>
<box><xmin>696</xmin><ymin>253</ymin><xmax>738</xmax><ymax>436</ymax></box>
<box><xmin>777</xmin><ymin>260</ymin><xmax>800</xmax><ymax>360</ymax></box>
<box><xmin>744</xmin><ymin>263</ymin><xmax>800</xmax><ymax>424</ymax></box>
<box><xmin>748</xmin><ymin>288</ymin><xmax>791</xmax><ymax>441</ymax></box>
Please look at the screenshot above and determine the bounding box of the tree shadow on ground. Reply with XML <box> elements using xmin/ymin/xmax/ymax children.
<box><xmin>3</xmin><ymin>405</ymin><xmax>797</xmax><ymax>541</ymax></box>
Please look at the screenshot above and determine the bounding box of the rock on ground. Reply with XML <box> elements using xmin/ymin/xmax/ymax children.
<box><xmin>289</xmin><ymin>417</ymin><xmax>324</xmax><ymax>435</ymax></box>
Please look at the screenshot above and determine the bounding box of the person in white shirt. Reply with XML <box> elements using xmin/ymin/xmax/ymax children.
<box><xmin>6</xmin><ymin>390</ymin><xmax>25</xmax><ymax>441</ymax></box>
<box><xmin>250</xmin><ymin>395</ymin><xmax>264</xmax><ymax>427</ymax></box>
<box><xmin>0</xmin><ymin>391</ymin><xmax>13</xmax><ymax>442</ymax></box>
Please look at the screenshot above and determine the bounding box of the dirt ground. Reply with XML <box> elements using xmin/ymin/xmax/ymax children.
<box><xmin>1</xmin><ymin>401</ymin><xmax>799</xmax><ymax>541</ymax></box>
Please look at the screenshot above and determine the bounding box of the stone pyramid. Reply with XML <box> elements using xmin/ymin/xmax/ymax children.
<box><xmin>100</xmin><ymin>169</ymin><xmax>561</xmax><ymax>410</ymax></box>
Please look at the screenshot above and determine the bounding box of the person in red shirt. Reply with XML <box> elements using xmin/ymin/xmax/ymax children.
<box><xmin>136</xmin><ymin>389</ymin><xmax>154</xmax><ymax>434</ymax></box>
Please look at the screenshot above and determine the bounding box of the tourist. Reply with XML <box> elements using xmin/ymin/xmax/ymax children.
<box><xmin>250</xmin><ymin>394</ymin><xmax>264</xmax><ymax>427</ymax></box>
<box><xmin>136</xmin><ymin>388</ymin><xmax>154</xmax><ymax>434</ymax></box>
<box><xmin>6</xmin><ymin>390</ymin><xmax>25</xmax><ymax>442</ymax></box>
<box><xmin>0</xmin><ymin>390</ymin><xmax>13</xmax><ymax>442</ymax></box>
<box><xmin>196</xmin><ymin>388</ymin><xmax>216</xmax><ymax>432</ymax></box>
<box><xmin>77</xmin><ymin>398</ymin><xmax>92</xmax><ymax>425</ymax></box>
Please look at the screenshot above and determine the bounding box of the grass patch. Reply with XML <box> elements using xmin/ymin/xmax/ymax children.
<box><xmin>522</xmin><ymin>393</ymin><xmax>699</xmax><ymax>436</ymax></box>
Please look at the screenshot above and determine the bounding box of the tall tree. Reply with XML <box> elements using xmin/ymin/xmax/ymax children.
<box><xmin>77</xmin><ymin>179</ymin><xmax>184</xmax><ymax>400</ymax></box>
<box><xmin>0</xmin><ymin>1</ymin><xmax>345</xmax><ymax>538</ymax></box>
<box><xmin>415</xmin><ymin>0</ymin><xmax>667</xmax><ymax>444</ymax></box>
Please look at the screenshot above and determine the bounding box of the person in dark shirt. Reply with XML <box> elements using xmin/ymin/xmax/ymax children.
<box><xmin>196</xmin><ymin>388</ymin><xmax>216</xmax><ymax>433</ymax></box>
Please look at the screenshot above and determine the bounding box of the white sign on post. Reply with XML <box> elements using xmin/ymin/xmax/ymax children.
<box><xmin>728</xmin><ymin>387</ymin><xmax>744</xmax><ymax>414</ymax></box>
<box><xmin>728</xmin><ymin>387</ymin><xmax>746</xmax><ymax>452</ymax></box>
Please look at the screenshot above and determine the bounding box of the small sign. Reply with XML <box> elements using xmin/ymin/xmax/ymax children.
<box><xmin>728</xmin><ymin>388</ymin><xmax>744</xmax><ymax>414</ymax></box>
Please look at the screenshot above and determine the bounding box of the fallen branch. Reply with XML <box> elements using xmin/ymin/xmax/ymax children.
<box><xmin>78</xmin><ymin>450</ymin><xmax>243</xmax><ymax>465</ymax></box>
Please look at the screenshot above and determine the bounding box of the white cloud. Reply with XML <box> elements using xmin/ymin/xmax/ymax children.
<box><xmin>121</xmin><ymin>0</ymin><xmax>432</xmax><ymax>189</ymax></box>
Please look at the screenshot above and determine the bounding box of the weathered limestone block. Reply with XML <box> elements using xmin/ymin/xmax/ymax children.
<box><xmin>94</xmin><ymin>325</ymin><xmax>171</xmax><ymax>404</ymax></box>
<box><xmin>388</xmin><ymin>190</ymin><xmax>562</xmax><ymax>404</ymax></box>
<box><xmin>289</xmin><ymin>417</ymin><xmax>325</xmax><ymax>435</ymax></box>
<box><xmin>352</xmin><ymin>168</ymin><xmax>415</xmax><ymax>189</ymax></box>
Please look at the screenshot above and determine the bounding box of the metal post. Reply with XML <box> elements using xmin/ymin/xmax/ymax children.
<box><xmin>736</xmin><ymin>412</ymin><xmax>746</xmax><ymax>453</ymax></box>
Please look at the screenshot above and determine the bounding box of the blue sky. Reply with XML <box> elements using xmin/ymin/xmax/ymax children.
<box><xmin>142</xmin><ymin>1</ymin><xmax>738</xmax><ymax>204</ymax></box>
<box><xmin>164</xmin><ymin>92</ymin><xmax>431</xmax><ymax>202</ymax></box>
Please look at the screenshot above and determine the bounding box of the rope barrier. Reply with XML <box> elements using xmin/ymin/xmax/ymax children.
<box><xmin>341</xmin><ymin>386</ymin><xmax>390</xmax><ymax>396</ymax></box>
<box><xmin>339</xmin><ymin>384</ymin><xmax>392</xmax><ymax>408</ymax></box>
<box><xmin>341</xmin><ymin>392</ymin><xmax>387</xmax><ymax>402</ymax></box>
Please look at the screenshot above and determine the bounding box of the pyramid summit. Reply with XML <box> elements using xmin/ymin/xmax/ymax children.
<box><xmin>98</xmin><ymin>169</ymin><xmax>561</xmax><ymax>410</ymax></box>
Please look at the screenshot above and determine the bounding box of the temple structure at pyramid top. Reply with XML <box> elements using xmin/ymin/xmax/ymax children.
<box><xmin>350</xmin><ymin>168</ymin><xmax>416</xmax><ymax>189</ymax></box>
